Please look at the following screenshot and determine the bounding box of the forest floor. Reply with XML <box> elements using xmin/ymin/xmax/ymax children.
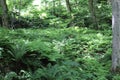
<box><xmin>0</xmin><ymin>27</ymin><xmax>116</xmax><ymax>80</ymax></box>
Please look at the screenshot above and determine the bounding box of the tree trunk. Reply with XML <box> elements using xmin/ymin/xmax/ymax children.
<box><xmin>52</xmin><ymin>0</ymin><xmax>56</xmax><ymax>15</ymax></box>
<box><xmin>112</xmin><ymin>0</ymin><xmax>120</xmax><ymax>72</ymax></box>
<box><xmin>0</xmin><ymin>0</ymin><xmax>9</xmax><ymax>28</ymax></box>
<box><xmin>65</xmin><ymin>0</ymin><xmax>72</xmax><ymax>13</ymax></box>
<box><xmin>88</xmin><ymin>0</ymin><xmax>98</xmax><ymax>29</ymax></box>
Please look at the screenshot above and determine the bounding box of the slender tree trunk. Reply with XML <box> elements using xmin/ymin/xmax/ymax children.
<box><xmin>0</xmin><ymin>0</ymin><xmax>9</xmax><ymax>28</ymax></box>
<box><xmin>112</xmin><ymin>0</ymin><xmax>120</xmax><ymax>72</ymax></box>
<box><xmin>88</xmin><ymin>0</ymin><xmax>98</xmax><ymax>29</ymax></box>
<box><xmin>65</xmin><ymin>0</ymin><xmax>72</xmax><ymax>13</ymax></box>
<box><xmin>53</xmin><ymin>0</ymin><xmax>56</xmax><ymax>15</ymax></box>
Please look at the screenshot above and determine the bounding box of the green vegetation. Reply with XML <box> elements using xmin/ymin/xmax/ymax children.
<box><xmin>0</xmin><ymin>27</ymin><xmax>114</xmax><ymax>80</ymax></box>
<box><xmin>0</xmin><ymin>0</ymin><xmax>119</xmax><ymax>80</ymax></box>
<box><xmin>0</xmin><ymin>0</ymin><xmax>112</xmax><ymax>29</ymax></box>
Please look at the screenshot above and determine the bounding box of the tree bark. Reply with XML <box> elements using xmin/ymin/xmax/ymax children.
<box><xmin>65</xmin><ymin>0</ymin><xmax>72</xmax><ymax>13</ymax></box>
<box><xmin>88</xmin><ymin>0</ymin><xmax>98</xmax><ymax>29</ymax></box>
<box><xmin>0</xmin><ymin>0</ymin><xmax>9</xmax><ymax>28</ymax></box>
<box><xmin>112</xmin><ymin>0</ymin><xmax>120</xmax><ymax>72</ymax></box>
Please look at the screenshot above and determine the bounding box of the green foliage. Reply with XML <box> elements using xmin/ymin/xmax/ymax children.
<box><xmin>112</xmin><ymin>74</ymin><xmax>120</xmax><ymax>80</ymax></box>
<box><xmin>5</xmin><ymin>0</ymin><xmax>111</xmax><ymax>29</ymax></box>
<box><xmin>0</xmin><ymin>0</ymin><xmax>114</xmax><ymax>79</ymax></box>
<box><xmin>32</xmin><ymin>61</ymin><xmax>80</xmax><ymax>80</ymax></box>
<box><xmin>0</xmin><ymin>27</ymin><xmax>114</xmax><ymax>80</ymax></box>
<box><xmin>7</xmin><ymin>0</ymin><xmax>33</xmax><ymax>11</ymax></box>
<box><xmin>8</xmin><ymin>40</ymin><xmax>28</xmax><ymax>61</ymax></box>
<box><xmin>4</xmin><ymin>72</ymin><xmax>17</xmax><ymax>80</ymax></box>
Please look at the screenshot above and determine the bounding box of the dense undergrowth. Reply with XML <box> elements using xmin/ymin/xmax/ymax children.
<box><xmin>0</xmin><ymin>27</ymin><xmax>117</xmax><ymax>80</ymax></box>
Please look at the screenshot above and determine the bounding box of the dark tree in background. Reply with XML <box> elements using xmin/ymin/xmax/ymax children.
<box><xmin>65</xmin><ymin>0</ymin><xmax>72</xmax><ymax>13</ymax></box>
<box><xmin>65</xmin><ymin>0</ymin><xmax>73</xmax><ymax>18</ymax></box>
<box><xmin>0</xmin><ymin>0</ymin><xmax>9</xmax><ymax>28</ymax></box>
<box><xmin>88</xmin><ymin>0</ymin><xmax>98</xmax><ymax>29</ymax></box>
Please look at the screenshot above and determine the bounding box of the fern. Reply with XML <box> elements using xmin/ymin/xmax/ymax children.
<box><xmin>8</xmin><ymin>40</ymin><xmax>28</xmax><ymax>61</ymax></box>
<box><xmin>4</xmin><ymin>72</ymin><xmax>17</xmax><ymax>80</ymax></box>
